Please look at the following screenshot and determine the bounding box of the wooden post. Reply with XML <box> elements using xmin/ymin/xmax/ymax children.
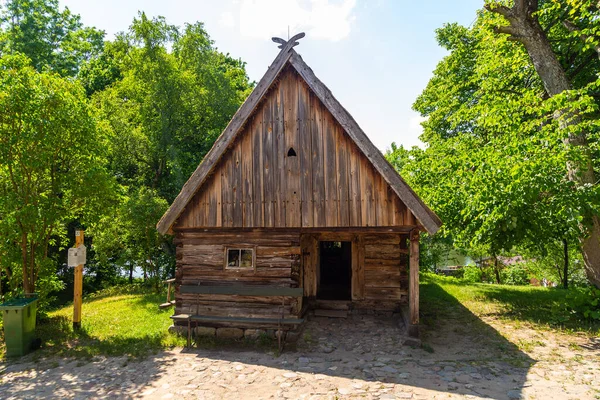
<box><xmin>408</xmin><ymin>229</ymin><xmax>420</xmax><ymax>337</ymax></box>
<box><xmin>73</xmin><ymin>230</ymin><xmax>84</xmax><ymax>329</ymax></box>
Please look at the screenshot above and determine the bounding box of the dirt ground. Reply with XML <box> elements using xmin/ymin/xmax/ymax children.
<box><xmin>1</xmin><ymin>310</ymin><xmax>599</xmax><ymax>400</ymax></box>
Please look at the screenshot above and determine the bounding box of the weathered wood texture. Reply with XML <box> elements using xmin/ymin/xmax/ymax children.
<box><xmin>176</xmin><ymin>67</ymin><xmax>415</xmax><ymax>229</ymax></box>
<box><xmin>300</xmin><ymin>231</ymin><xmax>408</xmax><ymax>309</ymax></box>
<box><xmin>362</xmin><ymin>234</ymin><xmax>408</xmax><ymax>305</ymax></box>
<box><xmin>175</xmin><ymin>230</ymin><xmax>302</xmax><ymax>320</ymax></box>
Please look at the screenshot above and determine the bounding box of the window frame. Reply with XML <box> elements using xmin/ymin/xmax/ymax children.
<box><xmin>224</xmin><ymin>247</ymin><xmax>256</xmax><ymax>271</ymax></box>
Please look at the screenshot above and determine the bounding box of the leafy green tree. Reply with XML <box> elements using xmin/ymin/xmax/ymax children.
<box><xmin>90</xmin><ymin>13</ymin><xmax>252</xmax><ymax>281</ymax></box>
<box><xmin>484</xmin><ymin>0</ymin><xmax>600</xmax><ymax>286</ymax></box>
<box><xmin>0</xmin><ymin>0</ymin><xmax>105</xmax><ymax>77</ymax></box>
<box><xmin>407</xmin><ymin>1</ymin><xmax>600</xmax><ymax>287</ymax></box>
<box><xmin>0</xmin><ymin>54</ymin><xmax>115</xmax><ymax>297</ymax></box>
<box><xmin>91</xmin><ymin>187</ymin><xmax>169</xmax><ymax>286</ymax></box>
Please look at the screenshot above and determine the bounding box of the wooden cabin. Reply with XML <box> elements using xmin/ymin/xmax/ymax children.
<box><xmin>157</xmin><ymin>34</ymin><xmax>442</xmax><ymax>341</ymax></box>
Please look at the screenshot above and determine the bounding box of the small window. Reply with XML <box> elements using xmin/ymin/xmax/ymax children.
<box><xmin>287</xmin><ymin>147</ymin><xmax>297</xmax><ymax>157</ymax></box>
<box><xmin>226</xmin><ymin>248</ymin><xmax>254</xmax><ymax>269</ymax></box>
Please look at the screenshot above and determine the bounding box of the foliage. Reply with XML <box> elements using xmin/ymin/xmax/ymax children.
<box><xmin>0</xmin><ymin>0</ymin><xmax>105</xmax><ymax>77</ymax></box>
<box><xmin>93</xmin><ymin>13</ymin><xmax>253</xmax><ymax>202</ymax></box>
<box><xmin>402</xmin><ymin>1</ymin><xmax>600</xmax><ymax>284</ymax></box>
<box><xmin>462</xmin><ymin>266</ymin><xmax>483</xmax><ymax>283</ymax></box>
<box><xmin>91</xmin><ymin>187</ymin><xmax>172</xmax><ymax>286</ymax></box>
<box><xmin>89</xmin><ymin>13</ymin><xmax>252</xmax><ymax>283</ymax></box>
<box><xmin>0</xmin><ymin>54</ymin><xmax>115</xmax><ymax>300</ymax></box>
<box><xmin>500</xmin><ymin>264</ymin><xmax>530</xmax><ymax>286</ymax></box>
<box><xmin>550</xmin><ymin>287</ymin><xmax>600</xmax><ymax>324</ymax></box>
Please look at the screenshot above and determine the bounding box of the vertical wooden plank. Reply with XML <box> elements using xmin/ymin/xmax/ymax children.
<box><xmin>262</xmin><ymin>97</ymin><xmax>274</xmax><ymax>227</ymax></box>
<box><xmin>323</xmin><ymin>113</ymin><xmax>338</xmax><ymax>227</ymax></box>
<box><xmin>232</xmin><ymin>140</ymin><xmax>242</xmax><ymax>227</ymax></box>
<box><xmin>241</xmin><ymin>124</ymin><xmax>253</xmax><ymax>227</ymax></box>
<box><xmin>196</xmin><ymin>186</ymin><xmax>206</xmax><ymax>227</ymax></box>
<box><xmin>311</xmin><ymin>235</ymin><xmax>319</xmax><ymax>297</ymax></box>
<box><xmin>273</xmin><ymin>79</ymin><xmax>286</xmax><ymax>227</ymax></box>
<box><xmin>360</xmin><ymin>157</ymin><xmax>376</xmax><ymax>226</ymax></box>
<box><xmin>409</xmin><ymin>229</ymin><xmax>420</xmax><ymax>337</ymax></box>
<box><xmin>298</xmin><ymin>80</ymin><xmax>313</xmax><ymax>228</ymax></box>
<box><xmin>285</xmin><ymin>72</ymin><xmax>301</xmax><ymax>227</ymax></box>
<box><xmin>348</xmin><ymin>139</ymin><xmax>362</xmax><ymax>226</ymax></box>
<box><xmin>221</xmin><ymin>154</ymin><xmax>233</xmax><ymax>227</ymax></box>
<box><xmin>351</xmin><ymin>234</ymin><xmax>365</xmax><ymax>300</ymax></box>
<box><xmin>386</xmin><ymin>185</ymin><xmax>395</xmax><ymax>226</ymax></box>
<box><xmin>392</xmin><ymin>194</ymin><xmax>403</xmax><ymax>226</ymax></box>
<box><xmin>206</xmin><ymin>175</ymin><xmax>216</xmax><ymax>226</ymax></box>
<box><xmin>336</xmin><ymin>128</ymin><xmax>350</xmax><ymax>226</ymax></box>
<box><xmin>376</xmin><ymin>174</ymin><xmax>389</xmax><ymax>226</ymax></box>
<box><xmin>406</xmin><ymin>209</ymin><xmax>415</xmax><ymax>226</ymax></box>
<box><xmin>311</xmin><ymin>94</ymin><xmax>326</xmax><ymax>227</ymax></box>
<box><xmin>303</xmin><ymin>234</ymin><xmax>318</xmax><ymax>298</ymax></box>
<box><xmin>252</xmin><ymin>115</ymin><xmax>264</xmax><ymax>227</ymax></box>
<box><xmin>214</xmin><ymin>169</ymin><xmax>222</xmax><ymax>227</ymax></box>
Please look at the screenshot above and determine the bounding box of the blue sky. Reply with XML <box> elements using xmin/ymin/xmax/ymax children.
<box><xmin>60</xmin><ymin>0</ymin><xmax>482</xmax><ymax>151</ymax></box>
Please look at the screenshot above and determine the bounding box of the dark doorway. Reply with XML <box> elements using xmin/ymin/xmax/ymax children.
<box><xmin>318</xmin><ymin>241</ymin><xmax>352</xmax><ymax>300</ymax></box>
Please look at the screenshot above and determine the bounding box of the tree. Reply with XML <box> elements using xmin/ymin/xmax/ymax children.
<box><xmin>90</xmin><ymin>13</ymin><xmax>253</xmax><ymax>281</ymax></box>
<box><xmin>0</xmin><ymin>54</ymin><xmax>114</xmax><ymax>296</ymax></box>
<box><xmin>483</xmin><ymin>0</ymin><xmax>600</xmax><ymax>287</ymax></box>
<box><xmin>408</xmin><ymin>2</ymin><xmax>599</xmax><ymax>287</ymax></box>
<box><xmin>0</xmin><ymin>0</ymin><xmax>105</xmax><ymax>77</ymax></box>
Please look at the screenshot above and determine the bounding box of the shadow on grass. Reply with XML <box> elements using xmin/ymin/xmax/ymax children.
<box><xmin>432</xmin><ymin>278</ymin><xmax>600</xmax><ymax>333</ymax></box>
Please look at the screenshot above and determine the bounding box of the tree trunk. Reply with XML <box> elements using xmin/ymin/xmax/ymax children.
<box><xmin>129</xmin><ymin>264</ymin><xmax>133</xmax><ymax>284</ymax></box>
<box><xmin>562</xmin><ymin>238</ymin><xmax>569</xmax><ymax>289</ymax></box>
<box><xmin>494</xmin><ymin>257</ymin><xmax>502</xmax><ymax>284</ymax></box>
<box><xmin>21</xmin><ymin>232</ymin><xmax>31</xmax><ymax>294</ymax></box>
<box><xmin>487</xmin><ymin>0</ymin><xmax>600</xmax><ymax>288</ymax></box>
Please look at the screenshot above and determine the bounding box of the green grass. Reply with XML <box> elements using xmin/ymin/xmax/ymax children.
<box><xmin>1</xmin><ymin>289</ymin><xmax>187</xmax><ymax>360</ymax></box>
<box><xmin>1</xmin><ymin>286</ymin><xmax>280</xmax><ymax>360</ymax></box>
<box><xmin>421</xmin><ymin>273</ymin><xmax>600</xmax><ymax>335</ymax></box>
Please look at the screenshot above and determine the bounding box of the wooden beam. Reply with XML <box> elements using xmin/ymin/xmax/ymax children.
<box><xmin>180</xmin><ymin>285</ymin><xmax>303</xmax><ymax>297</ymax></box>
<box><xmin>408</xmin><ymin>229</ymin><xmax>420</xmax><ymax>337</ymax></box>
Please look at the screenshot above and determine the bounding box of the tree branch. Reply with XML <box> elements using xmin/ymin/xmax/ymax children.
<box><xmin>484</xmin><ymin>3</ymin><xmax>514</xmax><ymax>19</ymax></box>
<box><xmin>563</xmin><ymin>20</ymin><xmax>600</xmax><ymax>60</ymax></box>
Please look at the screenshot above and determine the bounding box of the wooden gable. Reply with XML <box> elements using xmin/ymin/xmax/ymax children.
<box><xmin>176</xmin><ymin>66</ymin><xmax>416</xmax><ymax>229</ymax></box>
<box><xmin>158</xmin><ymin>37</ymin><xmax>441</xmax><ymax>235</ymax></box>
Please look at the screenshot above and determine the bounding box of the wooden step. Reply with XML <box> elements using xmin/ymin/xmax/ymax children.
<box><xmin>159</xmin><ymin>300</ymin><xmax>175</xmax><ymax>309</ymax></box>
<box><xmin>314</xmin><ymin>309</ymin><xmax>348</xmax><ymax>318</ymax></box>
<box><xmin>314</xmin><ymin>300</ymin><xmax>350</xmax><ymax>311</ymax></box>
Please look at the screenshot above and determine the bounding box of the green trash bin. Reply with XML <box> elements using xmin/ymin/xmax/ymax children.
<box><xmin>0</xmin><ymin>297</ymin><xmax>38</xmax><ymax>357</ymax></box>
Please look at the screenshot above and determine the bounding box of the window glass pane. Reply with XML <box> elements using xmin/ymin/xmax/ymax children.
<box><xmin>240</xmin><ymin>249</ymin><xmax>253</xmax><ymax>268</ymax></box>
<box><xmin>227</xmin><ymin>249</ymin><xmax>240</xmax><ymax>267</ymax></box>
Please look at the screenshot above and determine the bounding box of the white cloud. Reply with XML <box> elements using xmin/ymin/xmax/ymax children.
<box><xmin>239</xmin><ymin>0</ymin><xmax>356</xmax><ymax>41</ymax></box>
<box><xmin>219</xmin><ymin>11</ymin><xmax>236</xmax><ymax>28</ymax></box>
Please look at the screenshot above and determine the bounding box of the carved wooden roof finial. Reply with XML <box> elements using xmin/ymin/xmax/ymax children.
<box><xmin>272</xmin><ymin>32</ymin><xmax>305</xmax><ymax>49</ymax></box>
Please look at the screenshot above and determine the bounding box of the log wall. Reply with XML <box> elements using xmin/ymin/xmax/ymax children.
<box><xmin>176</xmin><ymin>66</ymin><xmax>415</xmax><ymax>229</ymax></box>
<box><xmin>175</xmin><ymin>229</ymin><xmax>409</xmax><ymax>326</ymax></box>
<box><xmin>175</xmin><ymin>230</ymin><xmax>302</xmax><ymax>321</ymax></box>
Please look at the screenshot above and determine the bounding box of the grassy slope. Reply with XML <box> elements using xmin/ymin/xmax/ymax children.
<box><xmin>421</xmin><ymin>273</ymin><xmax>600</xmax><ymax>335</ymax></box>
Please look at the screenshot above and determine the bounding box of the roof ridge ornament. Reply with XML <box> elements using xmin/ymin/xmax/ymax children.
<box><xmin>272</xmin><ymin>32</ymin><xmax>305</xmax><ymax>49</ymax></box>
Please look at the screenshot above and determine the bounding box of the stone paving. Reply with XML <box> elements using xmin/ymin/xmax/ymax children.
<box><xmin>1</xmin><ymin>313</ymin><xmax>599</xmax><ymax>399</ymax></box>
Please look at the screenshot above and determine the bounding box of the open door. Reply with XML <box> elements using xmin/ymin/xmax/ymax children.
<box><xmin>317</xmin><ymin>241</ymin><xmax>352</xmax><ymax>300</ymax></box>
